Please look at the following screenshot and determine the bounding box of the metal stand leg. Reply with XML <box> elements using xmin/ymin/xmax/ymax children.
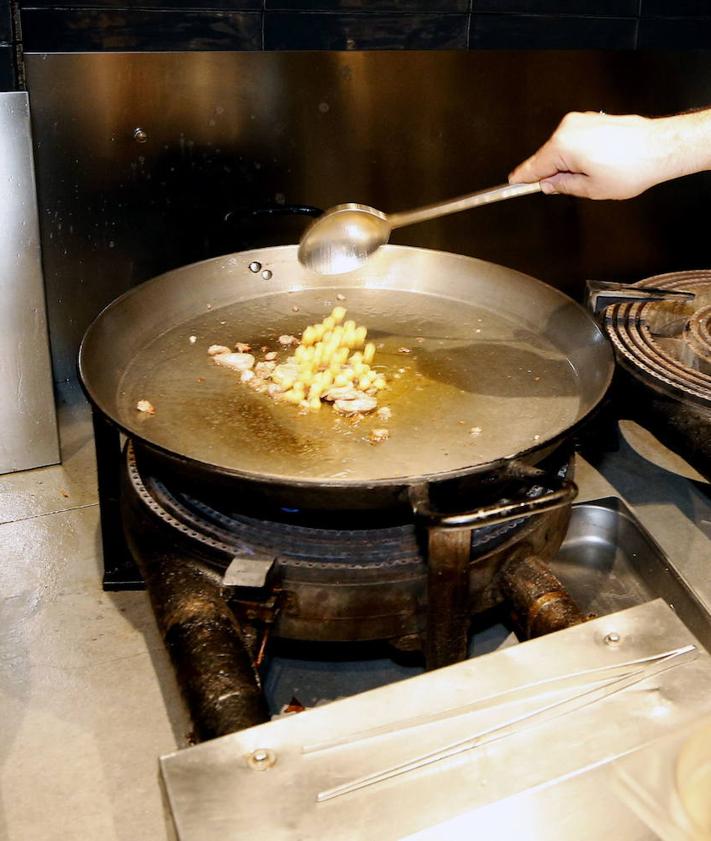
<box><xmin>425</xmin><ymin>527</ymin><xmax>472</xmax><ymax>670</ymax></box>
<box><xmin>92</xmin><ymin>411</ymin><xmax>143</xmax><ymax>590</ymax></box>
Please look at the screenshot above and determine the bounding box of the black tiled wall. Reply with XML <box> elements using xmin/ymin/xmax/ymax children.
<box><xmin>23</xmin><ymin>9</ymin><xmax>262</xmax><ymax>52</ymax></box>
<box><xmin>0</xmin><ymin>0</ymin><xmax>17</xmax><ymax>90</ymax></box>
<box><xmin>470</xmin><ymin>14</ymin><xmax>637</xmax><ymax>49</ymax></box>
<box><xmin>263</xmin><ymin>11</ymin><xmax>468</xmax><ymax>50</ymax></box>
<box><xmin>14</xmin><ymin>1</ymin><xmax>711</xmax><ymax>52</ymax></box>
<box><xmin>0</xmin><ymin>0</ymin><xmax>11</xmax><ymax>41</ymax></box>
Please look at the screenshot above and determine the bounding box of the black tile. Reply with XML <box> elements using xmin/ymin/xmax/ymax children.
<box><xmin>21</xmin><ymin>0</ymin><xmax>261</xmax><ymax>7</ymax></box>
<box><xmin>266</xmin><ymin>0</ymin><xmax>469</xmax><ymax>9</ymax></box>
<box><xmin>639</xmin><ymin>17</ymin><xmax>711</xmax><ymax>46</ymax></box>
<box><xmin>21</xmin><ymin>9</ymin><xmax>262</xmax><ymax>51</ymax></box>
<box><xmin>264</xmin><ymin>11</ymin><xmax>469</xmax><ymax>49</ymax></box>
<box><xmin>0</xmin><ymin>0</ymin><xmax>11</xmax><ymax>43</ymax></box>
<box><xmin>0</xmin><ymin>44</ymin><xmax>15</xmax><ymax>90</ymax></box>
<box><xmin>470</xmin><ymin>13</ymin><xmax>637</xmax><ymax>48</ymax></box>
<box><xmin>642</xmin><ymin>0</ymin><xmax>711</xmax><ymax>16</ymax></box>
<box><xmin>476</xmin><ymin>0</ymin><xmax>637</xmax><ymax>14</ymax></box>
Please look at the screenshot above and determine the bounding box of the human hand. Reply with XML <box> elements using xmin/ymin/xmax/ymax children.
<box><xmin>508</xmin><ymin>111</ymin><xmax>676</xmax><ymax>200</ymax></box>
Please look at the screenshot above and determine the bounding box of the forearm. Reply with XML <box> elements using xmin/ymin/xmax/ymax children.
<box><xmin>653</xmin><ymin>109</ymin><xmax>711</xmax><ymax>183</ymax></box>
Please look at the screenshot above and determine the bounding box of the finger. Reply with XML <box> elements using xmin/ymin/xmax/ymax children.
<box><xmin>541</xmin><ymin>172</ymin><xmax>592</xmax><ymax>197</ymax></box>
<box><xmin>509</xmin><ymin>140</ymin><xmax>564</xmax><ymax>185</ymax></box>
<box><xmin>508</xmin><ymin>155</ymin><xmax>542</xmax><ymax>184</ymax></box>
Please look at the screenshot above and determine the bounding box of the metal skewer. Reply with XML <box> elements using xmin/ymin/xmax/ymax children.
<box><xmin>315</xmin><ymin>644</ymin><xmax>696</xmax><ymax>803</ymax></box>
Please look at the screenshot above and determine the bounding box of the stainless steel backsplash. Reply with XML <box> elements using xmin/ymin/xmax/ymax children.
<box><xmin>25</xmin><ymin>50</ymin><xmax>711</xmax><ymax>382</ymax></box>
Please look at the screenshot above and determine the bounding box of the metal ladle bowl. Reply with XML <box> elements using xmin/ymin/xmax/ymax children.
<box><xmin>298</xmin><ymin>181</ymin><xmax>542</xmax><ymax>276</ymax></box>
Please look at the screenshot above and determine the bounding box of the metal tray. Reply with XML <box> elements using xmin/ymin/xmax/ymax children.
<box><xmin>162</xmin><ymin>601</ymin><xmax>711</xmax><ymax>841</ymax></box>
<box><xmin>550</xmin><ymin>496</ymin><xmax>711</xmax><ymax>652</ymax></box>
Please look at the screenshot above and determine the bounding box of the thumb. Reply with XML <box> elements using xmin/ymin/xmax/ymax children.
<box><xmin>541</xmin><ymin>172</ymin><xmax>591</xmax><ymax>197</ymax></box>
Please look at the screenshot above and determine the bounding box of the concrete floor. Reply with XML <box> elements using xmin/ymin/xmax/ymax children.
<box><xmin>0</xmin><ymin>384</ymin><xmax>188</xmax><ymax>841</ymax></box>
<box><xmin>1</xmin><ymin>385</ymin><xmax>710</xmax><ymax>841</ymax></box>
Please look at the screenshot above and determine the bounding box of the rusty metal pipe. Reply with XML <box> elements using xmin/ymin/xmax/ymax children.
<box><xmin>137</xmin><ymin>550</ymin><xmax>270</xmax><ymax>741</ymax></box>
<box><xmin>121</xmin><ymin>467</ymin><xmax>270</xmax><ymax>740</ymax></box>
<box><xmin>499</xmin><ymin>552</ymin><xmax>585</xmax><ymax>639</ymax></box>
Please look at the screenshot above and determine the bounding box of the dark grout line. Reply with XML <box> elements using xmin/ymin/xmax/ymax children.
<box><xmin>0</xmin><ymin>500</ymin><xmax>98</xmax><ymax>526</ymax></box>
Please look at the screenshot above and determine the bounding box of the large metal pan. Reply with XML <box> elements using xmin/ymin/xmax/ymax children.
<box><xmin>79</xmin><ymin>245</ymin><xmax>613</xmax><ymax>513</ymax></box>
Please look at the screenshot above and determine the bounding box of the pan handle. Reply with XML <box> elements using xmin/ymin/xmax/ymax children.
<box><xmin>409</xmin><ymin>463</ymin><xmax>577</xmax><ymax>530</ymax></box>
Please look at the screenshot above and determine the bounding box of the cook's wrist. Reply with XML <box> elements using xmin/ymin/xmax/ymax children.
<box><xmin>653</xmin><ymin>110</ymin><xmax>711</xmax><ymax>182</ymax></box>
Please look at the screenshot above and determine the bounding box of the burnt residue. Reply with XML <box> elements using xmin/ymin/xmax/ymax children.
<box><xmin>122</xmin><ymin>470</ymin><xmax>269</xmax><ymax>740</ymax></box>
<box><xmin>499</xmin><ymin>551</ymin><xmax>586</xmax><ymax>639</ymax></box>
<box><xmin>142</xmin><ymin>555</ymin><xmax>269</xmax><ymax>740</ymax></box>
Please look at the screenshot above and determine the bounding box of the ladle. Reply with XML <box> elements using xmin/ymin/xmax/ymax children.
<box><xmin>298</xmin><ymin>181</ymin><xmax>542</xmax><ymax>275</ymax></box>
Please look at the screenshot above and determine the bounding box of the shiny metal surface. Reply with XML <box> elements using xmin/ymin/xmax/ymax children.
<box><xmin>316</xmin><ymin>643</ymin><xmax>696</xmax><ymax>803</ymax></box>
<box><xmin>550</xmin><ymin>496</ymin><xmax>711</xmax><ymax>652</ymax></box>
<box><xmin>25</xmin><ymin>51</ymin><xmax>711</xmax><ymax>384</ymax></box>
<box><xmin>0</xmin><ymin>92</ymin><xmax>59</xmax><ymax>474</ymax></box>
<box><xmin>607</xmin><ymin>271</ymin><xmax>711</xmax><ymax>404</ymax></box>
<box><xmin>79</xmin><ymin>244</ymin><xmax>613</xmax><ymax>487</ymax></box>
<box><xmin>298</xmin><ymin>182</ymin><xmax>542</xmax><ymax>275</ymax></box>
<box><xmin>160</xmin><ymin>600</ymin><xmax>711</xmax><ymax>840</ymax></box>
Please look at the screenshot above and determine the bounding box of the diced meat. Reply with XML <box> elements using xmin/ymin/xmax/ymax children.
<box><xmin>272</xmin><ymin>362</ymin><xmax>299</xmax><ymax>388</ymax></box>
<box><xmin>264</xmin><ymin>351</ymin><xmax>278</xmax><ymax>361</ymax></box>
<box><xmin>208</xmin><ymin>344</ymin><xmax>231</xmax><ymax>356</ymax></box>
<box><xmin>368</xmin><ymin>428</ymin><xmax>390</xmax><ymax>443</ymax></box>
<box><xmin>267</xmin><ymin>382</ymin><xmax>288</xmax><ymax>397</ymax></box>
<box><xmin>136</xmin><ymin>399</ymin><xmax>155</xmax><ymax>414</ymax></box>
<box><xmin>255</xmin><ymin>361</ymin><xmax>276</xmax><ymax>378</ymax></box>
<box><xmin>334</xmin><ymin>395</ymin><xmax>377</xmax><ymax>414</ymax></box>
<box><xmin>324</xmin><ymin>386</ymin><xmax>363</xmax><ymax>402</ymax></box>
<box><xmin>235</xmin><ymin>342</ymin><xmax>251</xmax><ymax>352</ymax></box>
<box><xmin>278</xmin><ymin>335</ymin><xmax>298</xmax><ymax>346</ymax></box>
<box><xmin>213</xmin><ymin>352</ymin><xmax>256</xmax><ymax>372</ymax></box>
<box><xmin>376</xmin><ymin>406</ymin><xmax>392</xmax><ymax>421</ymax></box>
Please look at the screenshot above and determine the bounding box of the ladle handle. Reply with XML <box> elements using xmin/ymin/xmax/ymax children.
<box><xmin>388</xmin><ymin>181</ymin><xmax>542</xmax><ymax>230</ymax></box>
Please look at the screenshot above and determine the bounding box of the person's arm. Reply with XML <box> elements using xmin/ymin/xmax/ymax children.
<box><xmin>508</xmin><ymin>109</ymin><xmax>711</xmax><ymax>200</ymax></box>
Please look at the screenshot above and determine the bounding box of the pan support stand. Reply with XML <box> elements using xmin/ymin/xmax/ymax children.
<box><xmin>412</xmin><ymin>466</ymin><xmax>579</xmax><ymax>672</ymax></box>
<box><xmin>92</xmin><ymin>410</ymin><xmax>144</xmax><ymax>590</ymax></box>
<box><xmin>425</xmin><ymin>526</ymin><xmax>472</xmax><ymax>669</ymax></box>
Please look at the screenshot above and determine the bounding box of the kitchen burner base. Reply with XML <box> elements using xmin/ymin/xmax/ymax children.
<box><xmin>123</xmin><ymin>441</ymin><xmax>574</xmax><ymax>645</ymax></box>
<box><xmin>118</xmin><ymin>440</ymin><xmax>581</xmax><ymax>741</ymax></box>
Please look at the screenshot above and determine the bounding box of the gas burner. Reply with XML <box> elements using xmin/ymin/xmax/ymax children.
<box><xmin>686</xmin><ymin>303</ymin><xmax>711</xmax><ymax>371</ymax></box>
<box><xmin>124</xmin><ymin>441</ymin><xmax>574</xmax><ymax>648</ymax></box>
<box><xmin>604</xmin><ymin>270</ymin><xmax>711</xmax><ymax>480</ymax></box>
<box><xmin>606</xmin><ymin>270</ymin><xmax>711</xmax><ymax>405</ymax></box>
<box><xmin>126</xmin><ymin>445</ymin><xmax>532</xmax><ymax>574</ymax></box>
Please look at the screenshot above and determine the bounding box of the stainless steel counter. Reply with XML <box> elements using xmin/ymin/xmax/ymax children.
<box><xmin>160</xmin><ymin>425</ymin><xmax>711</xmax><ymax>841</ymax></box>
<box><xmin>162</xmin><ymin>600</ymin><xmax>711</xmax><ymax>840</ymax></box>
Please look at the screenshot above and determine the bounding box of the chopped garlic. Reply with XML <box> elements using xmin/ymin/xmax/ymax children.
<box><xmin>136</xmin><ymin>399</ymin><xmax>155</xmax><ymax>414</ymax></box>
